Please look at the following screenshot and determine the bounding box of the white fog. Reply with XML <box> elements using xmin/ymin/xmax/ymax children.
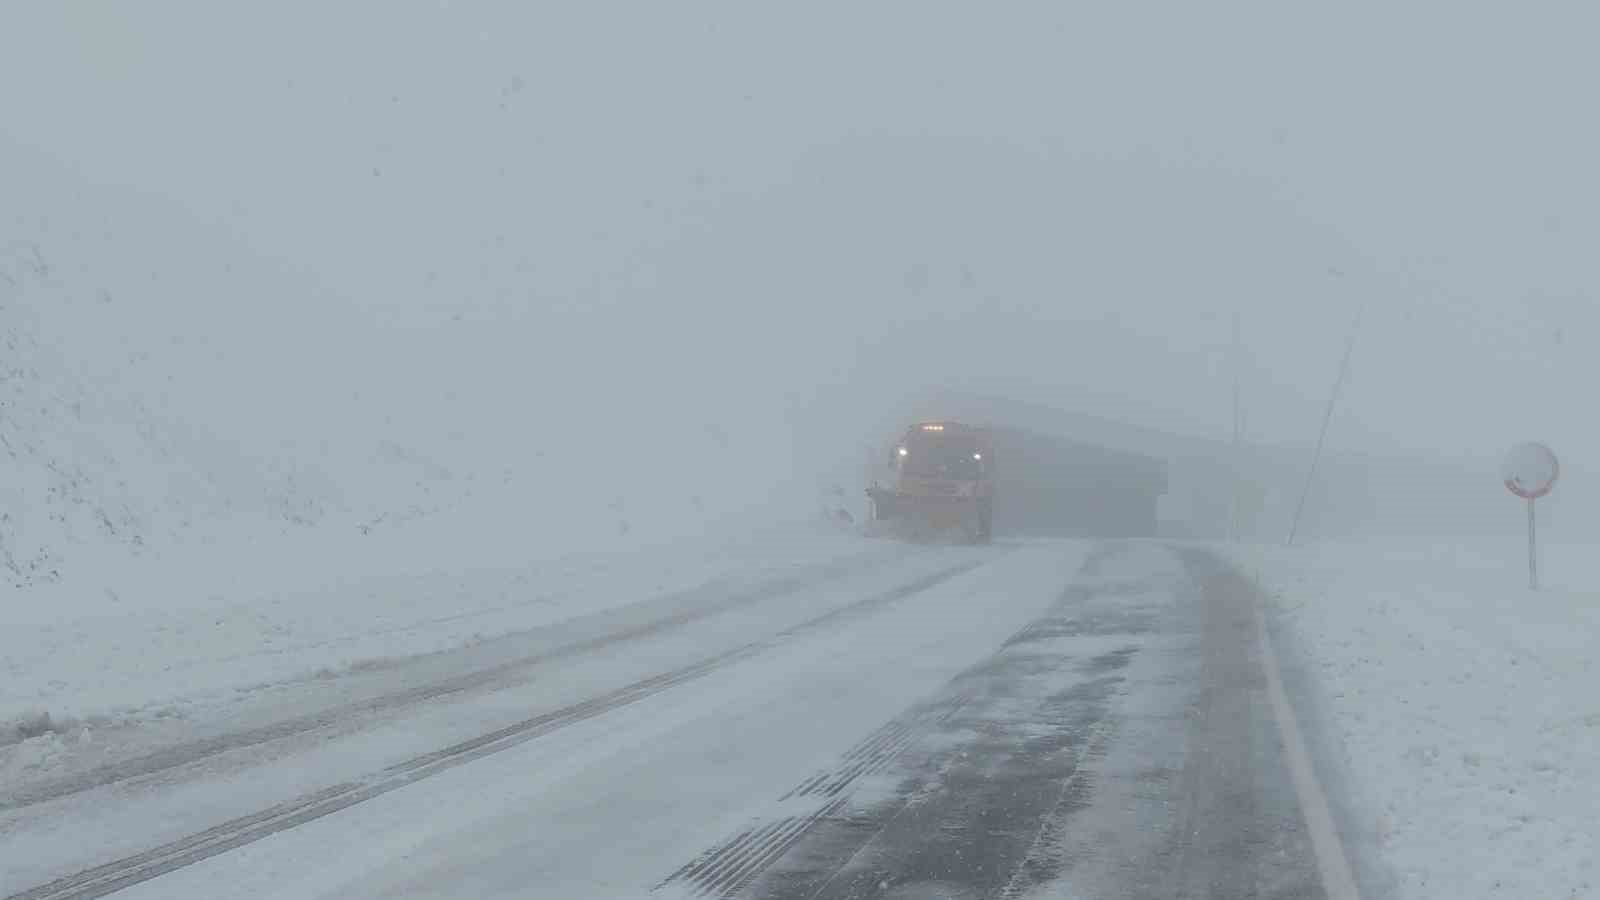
<box><xmin>3</xmin><ymin>4</ymin><xmax>1596</xmax><ymax>899</ymax></box>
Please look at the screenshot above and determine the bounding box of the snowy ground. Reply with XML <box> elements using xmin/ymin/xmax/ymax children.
<box><xmin>5</xmin><ymin>539</ymin><xmax>1344</xmax><ymax>900</ymax></box>
<box><xmin>0</xmin><ymin>537</ymin><xmax>1052</xmax><ymax>895</ymax></box>
<box><xmin>0</xmin><ymin>519</ymin><xmax>879</xmax><ymax>785</ymax></box>
<box><xmin>1236</xmin><ymin>539</ymin><xmax>1600</xmax><ymax>900</ymax></box>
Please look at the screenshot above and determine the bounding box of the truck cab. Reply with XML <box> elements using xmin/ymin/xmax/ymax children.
<box><xmin>868</xmin><ymin>421</ymin><xmax>994</xmax><ymax>542</ymax></box>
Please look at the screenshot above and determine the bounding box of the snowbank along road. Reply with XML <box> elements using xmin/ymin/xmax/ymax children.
<box><xmin>3</xmin><ymin>540</ymin><xmax>1351</xmax><ymax>899</ymax></box>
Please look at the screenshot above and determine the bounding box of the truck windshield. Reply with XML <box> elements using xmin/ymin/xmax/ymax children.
<box><xmin>903</xmin><ymin>433</ymin><xmax>981</xmax><ymax>480</ymax></box>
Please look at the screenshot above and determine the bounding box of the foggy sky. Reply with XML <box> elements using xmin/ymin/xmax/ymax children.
<box><xmin>5</xmin><ymin>1</ymin><xmax>1596</xmax><ymax>471</ymax></box>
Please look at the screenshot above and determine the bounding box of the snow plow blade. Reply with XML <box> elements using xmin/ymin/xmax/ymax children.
<box><xmin>866</xmin><ymin>487</ymin><xmax>989</xmax><ymax>543</ymax></box>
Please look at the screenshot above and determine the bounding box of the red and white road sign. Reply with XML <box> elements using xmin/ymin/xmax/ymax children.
<box><xmin>1502</xmin><ymin>442</ymin><xmax>1559</xmax><ymax>500</ymax></box>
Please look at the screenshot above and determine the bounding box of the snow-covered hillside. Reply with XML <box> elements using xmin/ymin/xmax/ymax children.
<box><xmin>2</xmin><ymin>141</ymin><xmax>831</xmax><ymax>741</ymax></box>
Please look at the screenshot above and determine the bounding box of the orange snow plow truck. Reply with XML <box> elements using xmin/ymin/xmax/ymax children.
<box><xmin>867</xmin><ymin>421</ymin><xmax>994</xmax><ymax>543</ymax></box>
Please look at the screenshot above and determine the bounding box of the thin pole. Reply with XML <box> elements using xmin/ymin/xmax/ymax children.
<box><xmin>1229</xmin><ymin>311</ymin><xmax>1243</xmax><ymax>543</ymax></box>
<box><xmin>1528</xmin><ymin>497</ymin><xmax>1538</xmax><ymax>590</ymax></box>
<box><xmin>1286</xmin><ymin>310</ymin><xmax>1362</xmax><ymax>546</ymax></box>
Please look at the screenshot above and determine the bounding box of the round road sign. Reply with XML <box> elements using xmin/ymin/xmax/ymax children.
<box><xmin>1502</xmin><ymin>442</ymin><xmax>1559</xmax><ymax>500</ymax></box>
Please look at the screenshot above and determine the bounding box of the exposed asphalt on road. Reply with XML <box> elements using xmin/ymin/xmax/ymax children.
<box><xmin>663</xmin><ymin>545</ymin><xmax>1332</xmax><ymax>900</ymax></box>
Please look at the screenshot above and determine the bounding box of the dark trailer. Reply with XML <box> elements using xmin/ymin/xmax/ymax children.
<box><xmin>987</xmin><ymin>425</ymin><xmax>1167</xmax><ymax>538</ymax></box>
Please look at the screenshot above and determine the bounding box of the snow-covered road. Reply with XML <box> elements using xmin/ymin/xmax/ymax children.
<box><xmin>4</xmin><ymin>540</ymin><xmax>1337</xmax><ymax>900</ymax></box>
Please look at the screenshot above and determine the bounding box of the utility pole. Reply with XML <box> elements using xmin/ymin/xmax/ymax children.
<box><xmin>1285</xmin><ymin>307</ymin><xmax>1363</xmax><ymax>547</ymax></box>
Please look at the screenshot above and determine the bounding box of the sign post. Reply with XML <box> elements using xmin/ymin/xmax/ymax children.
<box><xmin>1501</xmin><ymin>442</ymin><xmax>1559</xmax><ymax>590</ymax></box>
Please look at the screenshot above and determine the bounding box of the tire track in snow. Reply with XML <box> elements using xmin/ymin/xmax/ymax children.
<box><xmin>7</xmin><ymin>559</ymin><xmax>991</xmax><ymax>900</ymax></box>
<box><xmin>659</xmin><ymin>542</ymin><xmax>1333</xmax><ymax>900</ymax></box>
<box><xmin>2</xmin><ymin>548</ymin><xmax>923</xmax><ymax>813</ymax></box>
<box><xmin>663</xmin><ymin>688</ymin><xmax>979</xmax><ymax>899</ymax></box>
<box><xmin>657</xmin><ymin>546</ymin><xmax>1139</xmax><ymax>900</ymax></box>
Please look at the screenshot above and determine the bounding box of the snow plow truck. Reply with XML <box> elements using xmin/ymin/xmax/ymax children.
<box><xmin>867</xmin><ymin>421</ymin><xmax>994</xmax><ymax>543</ymax></box>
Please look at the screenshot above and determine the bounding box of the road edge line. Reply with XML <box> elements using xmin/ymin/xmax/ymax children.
<box><xmin>1253</xmin><ymin>589</ymin><xmax>1363</xmax><ymax>900</ymax></box>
